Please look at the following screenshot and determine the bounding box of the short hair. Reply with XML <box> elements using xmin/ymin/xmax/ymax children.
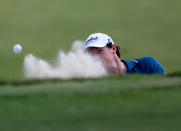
<box><xmin>106</xmin><ymin>43</ymin><xmax>121</xmax><ymax>58</ymax></box>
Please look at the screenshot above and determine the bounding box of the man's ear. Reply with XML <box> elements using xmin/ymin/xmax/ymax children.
<box><xmin>112</xmin><ymin>44</ymin><xmax>117</xmax><ymax>54</ymax></box>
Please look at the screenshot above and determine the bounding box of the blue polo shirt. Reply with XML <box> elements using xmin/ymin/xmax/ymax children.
<box><xmin>122</xmin><ymin>56</ymin><xmax>165</xmax><ymax>74</ymax></box>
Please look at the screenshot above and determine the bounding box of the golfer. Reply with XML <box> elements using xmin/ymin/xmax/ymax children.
<box><xmin>85</xmin><ymin>33</ymin><xmax>165</xmax><ymax>74</ymax></box>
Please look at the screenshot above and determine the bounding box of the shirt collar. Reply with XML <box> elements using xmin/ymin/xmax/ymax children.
<box><xmin>121</xmin><ymin>60</ymin><xmax>138</xmax><ymax>73</ymax></box>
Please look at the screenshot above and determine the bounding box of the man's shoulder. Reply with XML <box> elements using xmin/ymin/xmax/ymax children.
<box><xmin>135</xmin><ymin>56</ymin><xmax>165</xmax><ymax>74</ymax></box>
<box><xmin>136</xmin><ymin>56</ymin><xmax>157</xmax><ymax>63</ymax></box>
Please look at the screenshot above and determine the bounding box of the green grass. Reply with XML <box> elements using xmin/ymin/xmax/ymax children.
<box><xmin>0</xmin><ymin>0</ymin><xmax>181</xmax><ymax>79</ymax></box>
<box><xmin>0</xmin><ymin>0</ymin><xmax>181</xmax><ymax>130</ymax></box>
<box><xmin>0</xmin><ymin>75</ymin><xmax>181</xmax><ymax>131</ymax></box>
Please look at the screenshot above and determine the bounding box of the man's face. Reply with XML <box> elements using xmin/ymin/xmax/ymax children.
<box><xmin>87</xmin><ymin>46</ymin><xmax>116</xmax><ymax>68</ymax></box>
<box><xmin>86</xmin><ymin>44</ymin><xmax>126</xmax><ymax>74</ymax></box>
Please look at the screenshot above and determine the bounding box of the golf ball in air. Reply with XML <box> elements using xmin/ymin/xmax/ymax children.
<box><xmin>13</xmin><ymin>44</ymin><xmax>22</xmax><ymax>54</ymax></box>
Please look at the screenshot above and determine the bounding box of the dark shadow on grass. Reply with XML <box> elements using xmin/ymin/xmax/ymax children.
<box><xmin>167</xmin><ymin>71</ymin><xmax>181</xmax><ymax>77</ymax></box>
<box><xmin>0</xmin><ymin>76</ymin><xmax>118</xmax><ymax>87</ymax></box>
<box><xmin>0</xmin><ymin>71</ymin><xmax>181</xmax><ymax>87</ymax></box>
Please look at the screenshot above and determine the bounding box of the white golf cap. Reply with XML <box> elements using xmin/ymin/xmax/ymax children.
<box><xmin>84</xmin><ymin>33</ymin><xmax>114</xmax><ymax>49</ymax></box>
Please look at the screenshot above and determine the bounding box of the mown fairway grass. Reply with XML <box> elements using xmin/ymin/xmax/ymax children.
<box><xmin>0</xmin><ymin>0</ymin><xmax>181</xmax><ymax>79</ymax></box>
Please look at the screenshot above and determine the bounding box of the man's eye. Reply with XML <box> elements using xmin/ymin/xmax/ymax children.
<box><xmin>97</xmin><ymin>49</ymin><xmax>102</xmax><ymax>53</ymax></box>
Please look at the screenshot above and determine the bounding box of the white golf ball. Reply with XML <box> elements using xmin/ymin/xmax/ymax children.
<box><xmin>13</xmin><ymin>44</ymin><xmax>22</xmax><ymax>54</ymax></box>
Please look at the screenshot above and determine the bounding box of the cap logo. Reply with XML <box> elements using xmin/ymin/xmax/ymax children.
<box><xmin>108</xmin><ymin>39</ymin><xmax>111</xmax><ymax>43</ymax></box>
<box><xmin>86</xmin><ymin>36</ymin><xmax>98</xmax><ymax>45</ymax></box>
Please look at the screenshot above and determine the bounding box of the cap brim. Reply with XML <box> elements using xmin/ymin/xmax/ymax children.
<box><xmin>85</xmin><ymin>41</ymin><xmax>107</xmax><ymax>49</ymax></box>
